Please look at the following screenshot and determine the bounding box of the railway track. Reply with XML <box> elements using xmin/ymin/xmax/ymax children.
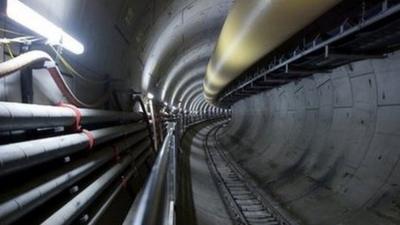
<box><xmin>204</xmin><ymin>122</ymin><xmax>299</xmax><ymax>225</ymax></box>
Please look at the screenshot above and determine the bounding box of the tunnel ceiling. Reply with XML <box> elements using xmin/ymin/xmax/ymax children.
<box><xmin>125</xmin><ymin>0</ymin><xmax>234</xmax><ymax>111</ymax></box>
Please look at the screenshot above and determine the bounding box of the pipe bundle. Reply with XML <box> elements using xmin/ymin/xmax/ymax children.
<box><xmin>0</xmin><ymin>101</ymin><xmax>154</xmax><ymax>225</ymax></box>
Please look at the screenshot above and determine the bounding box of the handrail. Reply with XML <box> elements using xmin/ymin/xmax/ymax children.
<box><xmin>128</xmin><ymin>122</ymin><xmax>177</xmax><ymax>225</ymax></box>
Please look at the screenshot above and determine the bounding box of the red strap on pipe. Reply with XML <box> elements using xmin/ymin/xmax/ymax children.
<box><xmin>82</xmin><ymin>129</ymin><xmax>95</xmax><ymax>150</ymax></box>
<box><xmin>58</xmin><ymin>102</ymin><xmax>82</xmax><ymax>131</ymax></box>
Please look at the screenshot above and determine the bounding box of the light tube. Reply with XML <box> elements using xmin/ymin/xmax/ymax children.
<box><xmin>147</xmin><ymin>93</ymin><xmax>154</xmax><ymax>100</ymax></box>
<box><xmin>6</xmin><ymin>0</ymin><xmax>84</xmax><ymax>54</ymax></box>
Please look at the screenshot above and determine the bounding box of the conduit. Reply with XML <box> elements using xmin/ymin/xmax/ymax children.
<box><xmin>0</xmin><ymin>35</ymin><xmax>156</xmax><ymax>225</ymax></box>
<box><xmin>0</xmin><ymin>134</ymin><xmax>150</xmax><ymax>225</ymax></box>
<box><xmin>0</xmin><ymin>51</ymin><xmax>50</xmax><ymax>76</ymax></box>
<box><xmin>204</xmin><ymin>0</ymin><xmax>341</xmax><ymax>104</ymax></box>
<box><xmin>0</xmin><ymin>123</ymin><xmax>147</xmax><ymax>176</ymax></box>
<box><xmin>87</xmin><ymin>147</ymin><xmax>153</xmax><ymax>225</ymax></box>
<box><xmin>41</xmin><ymin>150</ymin><xmax>141</xmax><ymax>225</ymax></box>
<box><xmin>0</xmin><ymin>101</ymin><xmax>142</xmax><ymax>132</ymax></box>
<box><xmin>86</xmin><ymin>169</ymin><xmax>136</xmax><ymax>225</ymax></box>
<box><xmin>46</xmin><ymin>65</ymin><xmax>108</xmax><ymax>108</ymax></box>
<box><xmin>0</xmin><ymin>50</ymin><xmax>107</xmax><ymax>108</ymax></box>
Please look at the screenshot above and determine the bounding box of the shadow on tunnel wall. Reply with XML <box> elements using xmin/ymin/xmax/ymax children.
<box><xmin>218</xmin><ymin>51</ymin><xmax>400</xmax><ymax>225</ymax></box>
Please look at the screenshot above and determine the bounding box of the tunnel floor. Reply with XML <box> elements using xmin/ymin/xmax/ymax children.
<box><xmin>182</xmin><ymin>121</ymin><xmax>233</xmax><ymax>225</ymax></box>
<box><xmin>182</xmin><ymin>120</ymin><xmax>298</xmax><ymax>225</ymax></box>
<box><xmin>181</xmin><ymin>117</ymin><xmax>400</xmax><ymax>225</ymax></box>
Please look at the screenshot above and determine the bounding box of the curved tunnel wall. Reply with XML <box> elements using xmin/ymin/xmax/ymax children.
<box><xmin>218</xmin><ymin>51</ymin><xmax>400</xmax><ymax>225</ymax></box>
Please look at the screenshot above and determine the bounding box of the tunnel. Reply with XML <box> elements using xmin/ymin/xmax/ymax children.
<box><xmin>0</xmin><ymin>0</ymin><xmax>400</xmax><ymax>225</ymax></box>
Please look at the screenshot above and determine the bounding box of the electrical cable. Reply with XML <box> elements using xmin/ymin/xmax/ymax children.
<box><xmin>0</xmin><ymin>27</ymin><xmax>108</xmax><ymax>84</ymax></box>
<box><xmin>0</xmin><ymin>50</ymin><xmax>109</xmax><ymax>108</ymax></box>
<box><xmin>0</xmin><ymin>27</ymin><xmax>29</xmax><ymax>36</ymax></box>
<box><xmin>0</xmin><ymin>28</ymin><xmax>110</xmax><ymax>107</ymax></box>
<box><xmin>48</xmin><ymin>44</ymin><xmax>108</xmax><ymax>84</ymax></box>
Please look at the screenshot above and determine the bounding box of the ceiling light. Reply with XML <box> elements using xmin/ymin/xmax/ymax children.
<box><xmin>6</xmin><ymin>0</ymin><xmax>84</xmax><ymax>54</ymax></box>
<box><xmin>147</xmin><ymin>93</ymin><xmax>154</xmax><ymax>100</ymax></box>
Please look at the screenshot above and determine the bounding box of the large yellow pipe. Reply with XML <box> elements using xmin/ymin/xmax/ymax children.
<box><xmin>204</xmin><ymin>0</ymin><xmax>341</xmax><ymax>104</ymax></box>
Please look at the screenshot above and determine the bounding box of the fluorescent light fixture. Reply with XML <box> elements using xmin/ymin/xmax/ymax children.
<box><xmin>147</xmin><ymin>93</ymin><xmax>154</xmax><ymax>100</ymax></box>
<box><xmin>6</xmin><ymin>0</ymin><xmax>84</xmax><ymax>54</ymax></box>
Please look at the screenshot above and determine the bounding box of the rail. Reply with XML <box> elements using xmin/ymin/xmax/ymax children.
<box><xmin>127</xmin><ymin>122</ymin><xmax>178</xmax><ymax>225</ymax></box>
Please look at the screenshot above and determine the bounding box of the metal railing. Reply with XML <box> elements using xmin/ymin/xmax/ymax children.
<box><xmin>127</xmin><ymin>122</ymin><xmax>178</xmax><ymax>225</ymax></box>
<box><xmin>124</xmin><ymin>111</ymin><xmax>231</xmax><ymax>225</ymax></box>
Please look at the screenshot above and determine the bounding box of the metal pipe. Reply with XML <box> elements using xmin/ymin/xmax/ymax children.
<box><xmin>122</xmin><ymin>150</ymin><xmax>155</xmax><ymax>225</ymax></box>
<box><xmin>0</xmin><ymin>50</ymin><xmax>107</xmax><ymax>108</ymax></box>
<box><xmin>87</xmin><ymin>147</ymin><xmax>152</xmax><ymax>225</ymax></box>
<box><xmin>0</xmin><ymin>123</ymin><xmax>147</xmax><ymax>176</ymax></box>
<box><xmin>0</xmin><ymin>134</ymin><xmax>150</xmax><ymax>225</ymax></box>
<box><xmin>41</xmin><ymin>148</ymin><xmax>143</xmax><ymax>225</ymax></box>
<box><xmin>204</xmin><ymin>0</ymin><xmax>341</xmax><ymax>104</ymax></box>
<box><xmin>87</xmin><ymin>149</ymin><xmax>153</xmax><ymax>225</ymax></box>
<box><xmin>87</xmin><ymin>169</ymin><xmax>136</xmax><ymax>225</ymax></box>
<box><xmin>130</xmin><ymin>122</ymin><xmax>176</xmax><ymax>225</ymax></box>
<box><xmin>0</xmin><ymin>50</ymin><xmax>50</xmax><ymax>77</ymax></box>
<box><xmin>0</xmin><ymin>101</ymin><xmax>143</xmax><ymax>132</ymax></box>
